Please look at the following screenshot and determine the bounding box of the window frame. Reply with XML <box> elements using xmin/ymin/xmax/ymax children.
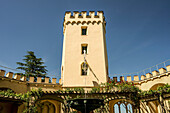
<box><xmin>81</xmin><ymin>62</ymin><xmax>88</xmax><ymax>76</ymax></box>
<box><xmin>81</xmin><ymin>26</ymin><xmax>87</xmax><ymax>35</ymax></box>
<box><xmin>81</xmin><ymin>44</ymin><xmax>88</xmax><ymax>54</ymax></box>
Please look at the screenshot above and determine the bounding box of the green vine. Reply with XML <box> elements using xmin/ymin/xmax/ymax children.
<box><xmin>0</xmin><ymin>88</ymin><xmax>43</xmax><ymax>113</ymax></box>
<box><xmin>0</xmin><ymin>83</ymin><xmax>169</xmax><ymax>113</ymax></box>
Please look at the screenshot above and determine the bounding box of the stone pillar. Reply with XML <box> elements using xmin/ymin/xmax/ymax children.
<box><xmin>37</xmin><ymin>77</ymin><xmax>42</xmax><ymax>83</ymax></box>
<box><xmin>146</xmin><ymin>73</ymin><xmax>152</xmax><ymax>78</ymax></box>
<box><xmin>134</xmin><ymin>75</ymin><xmax>139</xmax><ymax>81</ymax></box>
<box><xmin>14</xmin><ymin>74</ymin><xmax>21</xmax><ymax>80</ymax></box>
<box><xmin>29</xmin><ymin>77</ymin><xmax>34</xmax><ymax>82</ymax></box>
<box><xmin>166</xmin><ymin>65</ymin><xmax>170</xmax><ymax>72</ymax></box>
<box><xmin>127</xmin><ymin>76</ymin><xmax>132</xmax><ymax>82</ymax></box>
<box><xmin>159</xmin><ymin>68</ymin><xmax>166</xmax><ymax>74</ymax></box>
<box><xmin>141</xmin><ymin>75</ymin><xmax>146</xmax><ymax>80</ymax></box>
<box><xmin>21</xmin><ymin>76</ymin><xmax>26</xmax><ymax>81</ymax></box>
<box><xmin>122</xmin><ymin>76</ymin><xmax>125</xmax><ymax>81</ymax></box>
<box><xmin>52</xmin><ymin>78</ymin><xmax>56</xmax><ymax>84</ymax></box>
<box><xmin>152</xmin><ymin>70</ymin><xmax>159</xmax><ymax>76</ymax></box>
<box><xmin>0</xmin><ymin>70</ymin><xmax>5</xmax><ymax>77</ymax></box>
<box><xmin>6</xmin><ymin>72</ymin><xmax>13</xmax><ymax>78</ymax></box>
<box><xmin>45</xmin><ymin>77</ymin><xmax>49</xmax><ymax>83</ymax></box>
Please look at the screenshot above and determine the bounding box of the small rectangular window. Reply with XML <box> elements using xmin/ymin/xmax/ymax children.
<box><xmin>81</xmin><ymin>44</ymin><xmax>87</xmax><ymax>54</ymax></box>
<box><xmin>81</xmin><ymin>27</ymin><xmax>87</xmax><ymax>35</ymax></box>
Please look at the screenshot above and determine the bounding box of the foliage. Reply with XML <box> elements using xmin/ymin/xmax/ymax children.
<box><xmin>116</xmin><ymin>81</ymin><xmax>140</xmax><ymax>92</ymax></box>
<box><xmin>73</xmin><ymin>88</ymin><xmax>84</xmax><ymax>92</ymax></box>
<box><xmin>140</xmin><ymin>84</ymin><xmax>170</xmax><ymax>96</ymax></box>
<box><xmin>91</xmin><ymin>79</ymin><xmax>141</xmax><ymax>93</ymax></box>
<box><xmin>57</xmin><ymin>88</ymin><xmax>85</xmax><ymax>93</ymax></box>
<box><xmin>16</xmin><ymin>51</ymin><xmax>47</xmax><ymax>78</ymax></box>
<box><xmin>0</xmin><ymin>88</ymin><xmax>43</xmax><ymax>113</ymax></box>
<box><xmin>89</xmin><ymin>80</ymin><xmax>170</xmax><ymax>111</ymax></box>
<box><xmin>91</xmin><ymin>87</ymin><xmax>100</xmax><ymax>93</ymax></box>
<box><xmin>0</xmin><ymin>83</ymin><xmax>170</xmax><ymax>113</ymax></box>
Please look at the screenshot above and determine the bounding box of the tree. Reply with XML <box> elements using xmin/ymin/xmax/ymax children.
<box><xmin>16</xmin><ymin>51</ymin><xmax>48</xmax><ymax>78</ymax></box>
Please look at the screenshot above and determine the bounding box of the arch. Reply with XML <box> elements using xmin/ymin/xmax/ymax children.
<box><xmin>82</xmin><ymin>21</ymin><xmax>86</xmax><ymax>25</ymax></box>
<box><xmin>87</xmin><ymin>21</ymin><xmax>91</xmax><ymax>24</ymax></box>
<box><xmin>145</xmin><ymin>83</ymin><xmax>166</xmax><ymax>113</ymax></box>
<box><xmin>110</xmin><ymin>99</ymin><xmax>134</xmax><ymax>113</ymax></box>
<box><xmin>66</xmin><ymin>21</ymin><xmax>71</xmax><ymax>25</ymax></box>
<box><xmin>37</xmin><ymin>100</ymin><xmax>61</xmax><ymax>113</ymax></box>
<box><xmin>92</xmin><ymin>21</ymin><xmax>97</xmax><ymax>24</ymax></box>
<box><xmin>150</xmin><ymin>83</ymin><xmax>165</xmax><ymax>90</ymax></box>
<box><xmin>38</xmin><ymin>94</ymin><xmax>63</xmax><ymax>103</ymax></box>
<box><xmin>97</xmin><ymin>21</ymin><xmax>102</xmax><ymax>24</ymax></box>
<box><xmin>77</xmin><ymin>21</ymin><xmax>81</xmax><ymax>25</ymax></box>
<box><xmin>71</xmin><ymin>21</ymin><xmax>76</xmax><ymax>25</ymax></box>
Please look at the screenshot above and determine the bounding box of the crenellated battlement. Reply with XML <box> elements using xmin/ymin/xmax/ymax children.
<box><xmin>0</xmin><ymin>70</ymin><xmax>60</xmax><ymax>85</ymax></box>
<box><xmin>112</xmin><ymin>65</ymin><xmax>170</xmax><ymax>84</ymax></box>
<box><xmin>1</xmin><ymin>65</ymin><xmax>170</xmax><ymax>86</ymax></box>
<box><xmin>63</xmin><ymin>11</ymin><xmax>106</xmax><ymax>27</ymax></box>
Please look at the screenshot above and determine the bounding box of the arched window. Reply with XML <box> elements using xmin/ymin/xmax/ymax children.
<box><xmin>120</xmin><ymin>103</ymin><xmax>126</xmax><ymax>113</ymax></box>
<box><xmin>114</xmin><ymin>101</ymin><xmax>133</xmax><ymax>113</ymax></box>
<box><xmin>127</xmin><ymin>103</ymin><xmax>133</xmax><ymax>113</ymax></box>
<box><xmin>81</xmin><ymin>62</ymin><xmax>88</xmax><ymax>75</ymax></box>
<box><xmin>114</xmin><ymin>104</ymin><xmax>119</xmax><ymax>113</ymax></box>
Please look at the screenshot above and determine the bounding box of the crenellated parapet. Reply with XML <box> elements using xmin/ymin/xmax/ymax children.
<box><xmin>1</xmin><ymin>65</ymin><xmax>169</xmax><ymax>87</ymax></box>
<box><xmin>111</xmin><ymin>65</ymin><xmax>170</xmax><ymax>85</ymax></box>
<box><xmin>0</xmin><ymin>70</ymin><xmax>60</xmax><ymax>85</ymax></box>
<box><xmin>63</xmin><ymin>11</ymin><xmax>106</xmax><ymax>33</ymax></box>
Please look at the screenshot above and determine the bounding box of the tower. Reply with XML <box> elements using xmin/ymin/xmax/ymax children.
<box><xmin>61</xmin><ymin>11</ymin><xmax>108</xmax><ymax>88</ymax></box>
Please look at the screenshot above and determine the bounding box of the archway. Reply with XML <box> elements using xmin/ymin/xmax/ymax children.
<box><xmin>147</xmin><ymin>83</ymin><xmax>168</xmax><ymax>113</ymax></box>
<box><xmin>109</xmin><ymin>99</ymin><xmax>134</xmax><ymax>113</ymax></box>
<box><xmin>113</xmin><ymin>101</ymin><xmax>133</xmax><ymax>113</ymax></box>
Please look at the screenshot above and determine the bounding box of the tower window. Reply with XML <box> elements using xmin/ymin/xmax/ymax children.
<box><xmin>81</xmin><ymin>44</ymin><xmax>88</xmax><ymax>54</ymax></box>
<box><xmin>81</xmin><ymin>62</ymin><xmax>88</xmax><ymax>75</ymax></box>
<box><xmin>81</xmin><ymin>27</ymin><xmax>87</xmax><ymax>35</ymax></box>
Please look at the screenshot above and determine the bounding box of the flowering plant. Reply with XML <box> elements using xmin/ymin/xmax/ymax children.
<box><xmin>104</xmin><ymin>79</ymin><xmax>140</xmax><ymax>92</ymax></box>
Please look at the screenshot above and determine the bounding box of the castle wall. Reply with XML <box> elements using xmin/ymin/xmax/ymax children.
<box><xmin>0</xmin><ymin>70</ymin><xmax>61</xmax><ymax>93</ymax></box>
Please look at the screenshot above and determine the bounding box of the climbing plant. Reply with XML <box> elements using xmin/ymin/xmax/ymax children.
<box><xmin>0</xmin><ymin>88</ymin><xmax>43</xmax><ymax>113</ymax></box>
<box><xmin>0</xmin><ymin>83</ymin><xmax>169</xmax><ymax>113</ymax></box>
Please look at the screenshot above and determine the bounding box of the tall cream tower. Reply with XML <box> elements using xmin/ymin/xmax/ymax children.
<box><xmin>61</xmin><ymin>11</ymin><xmax>108</xmax><ymax>88</ymax></box>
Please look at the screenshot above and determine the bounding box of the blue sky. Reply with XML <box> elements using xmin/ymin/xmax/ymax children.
<box><xmin>0</xmin><ymin>0</ymin><xmax>170</xmax><ymax>80</ymax></box>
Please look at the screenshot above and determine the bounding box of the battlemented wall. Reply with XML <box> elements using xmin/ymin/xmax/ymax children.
<box><xmin>111</xmin><ymin>65</ymin><xmax>170</xmax><ymax>90</ymax></box>
<box><xmin>0</xmin><ymin>70</ymin><xmax>61</xmax><ymax>93</ymax></box>
<box><xmin>63</xmin><ymin>11</ymin><xmax>106</xmax><ymax>34</ymax></box>
<box><xmin>1</xmin><ymin>65</ymin><xmax>169</xmax><ymax>92</ymax></box>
